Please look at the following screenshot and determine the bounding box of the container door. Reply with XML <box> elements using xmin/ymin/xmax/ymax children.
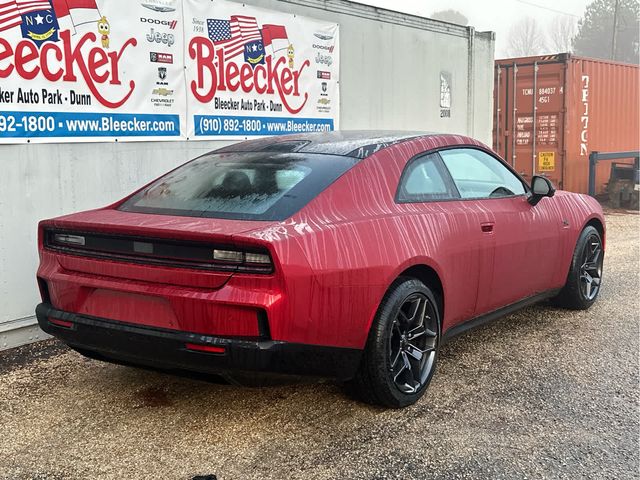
<box><xmin>495</xmin><ymin>59</ymin><xmax>566</xmax><ymax>189</ymax></box>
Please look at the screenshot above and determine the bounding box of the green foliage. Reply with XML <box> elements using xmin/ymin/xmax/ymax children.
<box><xmin>573</xmin><ymin>0</ymin><xmax>639</xmax><ymax>63</ymax></box>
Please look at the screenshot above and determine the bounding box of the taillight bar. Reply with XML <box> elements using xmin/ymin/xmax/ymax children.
<box><xmin>44</xmin><ymin>229</ymin><xmax>273</xmax><ymax>274</ymax></box>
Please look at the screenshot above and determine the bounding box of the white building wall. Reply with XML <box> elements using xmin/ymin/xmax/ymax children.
<box><xmin>0</xmin><ymin>0</ymin><xmax>494</xmax><ymax>349</ymax></box>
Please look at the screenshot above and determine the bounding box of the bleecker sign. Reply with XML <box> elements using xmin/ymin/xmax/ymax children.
<box><xmin>0</xmin><ymin>0</ymin><xmax>185</xmax><ymax>143</ymax></box>
<box><xmin>0</xmin><ymin>0</ymin><xmax>338</xmax><ymax>143</ymax></box>
<box><xmin>538</xmin><ymin>151</ymin><xmax>555</xmax><ymax>172</ymax></box>
<box><xmin>184</xmin><ymin>0</ymin><xmax>339</xmax><ymax>138</ymax></box>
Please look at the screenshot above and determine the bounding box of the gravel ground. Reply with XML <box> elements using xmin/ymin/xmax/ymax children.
<box><xmin>0</xmin><ymin>212</ymin><xmax>638</xmax><ymax>480</ymax></box>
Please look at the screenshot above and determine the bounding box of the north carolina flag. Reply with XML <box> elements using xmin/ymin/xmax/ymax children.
<box><xmin>261</xmin><ymin>24</ymin><xmax>288</xmax><ymax>54</ymax></box>
<box><xmin>50</xmin><ymin>0</ymin><xmax>99</xmax><ymax>32</ymax></box>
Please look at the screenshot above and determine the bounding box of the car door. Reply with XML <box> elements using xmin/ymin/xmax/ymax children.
<box><xmin>438</xmin><ymin>147</ymin><xmax>562</xmax><ymax>315</ymax></box>
<box><xmin>395</xmin><ymin>152</ymin><xmax>494</xmax><ymax>328</ymax></box>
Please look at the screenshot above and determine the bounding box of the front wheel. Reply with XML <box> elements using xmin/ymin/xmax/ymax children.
<box><xmin>553</xmin><ymin>225</ymin><xmax>604</xmax><ymax>310</ymax></box>
<box><xmin>347</xmin><ymin>278</ymin><xmax>440</xmax><ymax>408</ymax></box>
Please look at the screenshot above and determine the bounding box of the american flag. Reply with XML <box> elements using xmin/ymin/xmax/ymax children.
<box><xmin>17</xmin><ymin>0</ymin><xmax>51</xmax><ymax>14</ymax></box>
<box><xmin>0</xmin><ymin>0</ymin><xmax>53</xmax><ymax>32</ymax></box>
<box><xmin>207</xmin><ymin>15</ymin><xmax>262</xmax><ymax>61</ymax></box>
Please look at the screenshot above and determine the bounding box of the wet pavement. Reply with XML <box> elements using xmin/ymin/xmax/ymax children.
<box><xmin>1</xmin><ymin>212</ymin><xmax>638</xmax><ymax>480</ymax></box>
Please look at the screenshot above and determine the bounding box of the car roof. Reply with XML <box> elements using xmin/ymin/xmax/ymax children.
<box><xmin>213</xmin><ymin>130</ymin><xmax>439</xmax><ymax>159</ymax></box>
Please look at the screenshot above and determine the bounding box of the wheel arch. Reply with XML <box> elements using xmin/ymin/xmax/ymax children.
<box><xmin>365</xmin><ymin>260</ymin><xmax>446</xmax><ymax>340</ymax></box>
<box><xmin>584</xmin><ymin>216</ymin><xmax>606</xmax><ymax>249</ymax></box>
<box><xmin>398</xmin><ymin>264</ymin><xmax>445</xmax><ymax>324</ymax></box>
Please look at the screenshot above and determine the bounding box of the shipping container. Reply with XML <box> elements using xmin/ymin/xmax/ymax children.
<box><xmin>0</xmin><ymin>0</ymin><xmax>496</xmax><ymax>350</ymax></box>
<box><xmin>493</xmin><ymin>53</ymin><xmax>639</xmax><ymax>194</ymax></box>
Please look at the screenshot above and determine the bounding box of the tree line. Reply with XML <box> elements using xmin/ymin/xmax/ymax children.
<box><xmin>431</xmin><ymin>0</ymin><xmax>639</xmax><ymax>63</ymax></box>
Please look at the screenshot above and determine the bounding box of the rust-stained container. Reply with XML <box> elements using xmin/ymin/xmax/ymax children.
<box><xmin>493</xmin><ymin>53</ymin><xmax>640</xmax><ymax>194</ymax></box>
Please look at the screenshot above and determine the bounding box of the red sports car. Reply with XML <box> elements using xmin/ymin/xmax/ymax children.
<box><xmin>36</xmin><ymin>132</ymin><xmax>605</xmax><ymax>407</ymax></box>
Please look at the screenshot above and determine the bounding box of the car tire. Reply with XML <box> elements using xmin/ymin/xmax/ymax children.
<box><xmin>347</xmin><ymin>277</ymin><xmax>441</xmax><ymax>408</ymax></box>
<box><xmin>553</xmin><ymin>225</ymin><xmax>604</xmax><ymax>310</ymax></box>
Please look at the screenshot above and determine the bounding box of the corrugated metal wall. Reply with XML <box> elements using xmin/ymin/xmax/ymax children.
<box><xmin>494</xmin><ymin>53</ymin><xmax>639</xmax><ymax>194</ymax></box>
<box><xmin>565</xmin><ymin>57</ymin><xmax>640</xmax><ymax>194</ymax></box>
<box><xmin>0</xmin><ymin>0</ymin><xmax>495</xmax><ymax>349</ymax></box>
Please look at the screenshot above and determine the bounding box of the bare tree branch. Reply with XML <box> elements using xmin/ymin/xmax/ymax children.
<box><xmin>506</xmin><ymin>17</ymin><xmax>547</xmax><ymax>57</ymax></box>
<box><xmin>548</xmin><ymin>16</ymin><xmax>578</xmax><ymax>53</ymax></box>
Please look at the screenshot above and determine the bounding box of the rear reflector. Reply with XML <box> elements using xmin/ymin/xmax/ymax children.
<box><xmin>185</xmin><ymin>343</ymin><xmax>226</xmax><ymax>354</ymax></box>
<box><xmin>49</xmin><ymin>317</ymin><xmax>73</xmax><ymax>328</ymax></box>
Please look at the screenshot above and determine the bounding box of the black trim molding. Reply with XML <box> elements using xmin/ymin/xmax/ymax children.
<box><xmin>35</xmin><ymin>303</ymin><xmax>362</xmax><ymax>381</ymax></box>
<box><xmin>441</xmin><ymin>289</ymin><xmax>561</xmax><ymax>343</ymax></box>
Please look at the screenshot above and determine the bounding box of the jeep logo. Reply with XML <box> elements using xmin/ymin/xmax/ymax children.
<box><xmin>146</xmin><ymin>28</ymin><xmax>175</xmax><ymax>47</ymax></box>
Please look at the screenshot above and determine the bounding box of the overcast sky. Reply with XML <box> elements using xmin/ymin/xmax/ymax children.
<box><xmin>355</xmin><ymin>0</ymin><xmax>592</xmax><ymax>56</ymax></box>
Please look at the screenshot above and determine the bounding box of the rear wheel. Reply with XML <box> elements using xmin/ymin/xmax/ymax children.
<box><xmin>554</xmin><ymin>225</ymin><xmax>604</xmax><ymax>310</ymax></box>
<box><xmin>347</xmin><ymin>277</ymin><xmax>440</xmax><ymax>408</ymax></box>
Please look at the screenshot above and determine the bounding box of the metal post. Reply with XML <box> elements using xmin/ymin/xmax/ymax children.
<box><xmin>611</xmin><ymin>0</ymin><xmax>620</xmax><ymax>60</ymax></box>
<box><xmin>496</xmin><ymin>66</ymin><xmax>501</xmax><ymax>153</ymax></box>
<box><xmin>467</xmin><ymin>26</ymin><xmax>475</xmax><ymax>137</ymax></box>
<box><xmin>511</xmin><ymin>63</ymin><xmax>518</xmax><ymax>167</ymax></box>
<box><xmin>532</xmin><ymin>62</ymin><xmax>538</xmax><ymax>177</ymax></box>
<box><xmin>588</xmin><ymin>151</ymin><xmax>598</xmax><ymax>197</ymax></box>
<box><xmin>588</xmin><ymin>150</ymin><xmax>639</xmax><ymax>196</ymax></box>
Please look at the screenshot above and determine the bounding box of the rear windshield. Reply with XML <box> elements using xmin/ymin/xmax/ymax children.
<box><xmin>118</xmin><ymin>152</ymin><xmax>358</xmax><ymax>221</ymax></box>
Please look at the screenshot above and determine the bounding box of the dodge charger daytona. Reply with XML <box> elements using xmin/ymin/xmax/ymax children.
<box><xmin>36</xmin><ymin>131</ymin><xmax>605</xmax><ymax>407</ymax></box>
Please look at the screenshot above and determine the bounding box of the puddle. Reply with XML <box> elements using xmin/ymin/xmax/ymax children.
<box><xmin>132</xmin><ymin>385</ymin><xmax>172</xmax><ymax>408</ymax></box>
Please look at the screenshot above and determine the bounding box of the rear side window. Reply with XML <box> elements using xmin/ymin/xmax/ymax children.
<box><xmin>119</xmin><ymin>152</ymin><xmax>358</xmax><ymax>221</ymax></box>
<box><xmin>396</xmin><ymin>153</ymin><xmax>457</xmax><ymax>202</ymax></box>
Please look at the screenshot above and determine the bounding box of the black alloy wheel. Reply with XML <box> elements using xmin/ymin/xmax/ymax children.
<box><xmin>388</xmin><ymin>293</ymin><xmax>438</xmax><ymax>394</ymax></box>
<box><xmin>554</xmin><ymin>225</ymin><xmax>604</xmax><ymax>310</ymax></box>
<box><xmin>579</xmin><ymin>232</ymin><xmax>603</xmax><ymax>301</ymax></box>
<box><xmin>347</xmin><ymin>277</ymin><xmax>441</xmax><ymax>408</ymax></box>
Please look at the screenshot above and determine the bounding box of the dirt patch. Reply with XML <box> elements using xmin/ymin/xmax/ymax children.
<box><xmin>0</xmin><ymin>339</ymin><xmax>67</xmax><ymax>374</ymax></box>
<box><xmin>132</xmin><ymin>385</ymin><xmax>173</xmax><ymax>408</ymax></box>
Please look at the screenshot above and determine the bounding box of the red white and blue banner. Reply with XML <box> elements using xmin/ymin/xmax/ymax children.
<box><xmin>0</xmin><ymin>0</ymin><xmax>186</xmax><ymax>142</ymax></box>
<box><xmin>0</xmin><ymin>0</ymin><xmax>339</xmax><ymax>143</ymax></box>
<box><xmin>184</xmin><ymin>0</ymin><xmax>339</xmax><ymax>138</ymax></box>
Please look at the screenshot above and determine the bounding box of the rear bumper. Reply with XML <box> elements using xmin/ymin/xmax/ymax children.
<box><xmin>35</xmin><ymin>303</ymin><xmax>362</xmax><ymax>381</ymax></box>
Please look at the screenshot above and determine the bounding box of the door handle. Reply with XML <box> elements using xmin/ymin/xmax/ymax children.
<box><xmin>481</xmin><ymin>222</ymin><xmax>494</xmax><ymax>233</ymax></box>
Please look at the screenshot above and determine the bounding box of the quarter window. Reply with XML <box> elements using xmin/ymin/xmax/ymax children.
<box><xmin>397</xmin><ymin>153</ymin><xmax>457</xmax><ymax>202</ymax></box>
<box><xmin>439</xmin><ymin>148</ymin><xmax>526</xmax><ymax>199</ymax></box>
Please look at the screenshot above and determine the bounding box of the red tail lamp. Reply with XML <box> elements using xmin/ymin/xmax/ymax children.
<box><xmin>49</xmin><ymin>317</ymin><xmax>73</xmax><ymax>328</ymax></box>
<box><xmin>185</xmin><ymin>343</ymin><xmax>226</xmax><ymax>354</ymax></box>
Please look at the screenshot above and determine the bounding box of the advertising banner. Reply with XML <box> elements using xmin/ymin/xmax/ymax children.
<box><xmin>184</xmin><ymin>0</ymin><xmax>339</xmax><ymax>139</ymax></box>
<box><xmin>0</xmin><ymin>0</ymin><xmax>182</xmax><ymax>143</ymax></box>
<box><xmin>0</xmin><ymin>0</ymin><xmax>339</xmax><ymax>143</ymax></box>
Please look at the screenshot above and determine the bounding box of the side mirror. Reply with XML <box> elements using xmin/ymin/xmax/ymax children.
<box><xmin>528</xmin><ymin>175</ymin><xmax>556</xmax><ymax>206</ymax></box>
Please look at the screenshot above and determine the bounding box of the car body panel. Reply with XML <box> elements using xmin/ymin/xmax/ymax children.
<box><xmin>36</xmin><ymin>131</ymin><xmax>605</xmax><ymax>378</ymax></box>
